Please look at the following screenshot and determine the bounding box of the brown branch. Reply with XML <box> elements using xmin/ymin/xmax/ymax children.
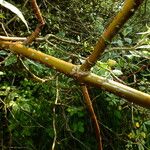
<box><xmin>80</xmin><ymin>0</ymin><xmax>144</xmax><ymax>72</ymax></box>
<box><xmin>81</xmin><ymin>85</ymin><xmax>103</xmax><ymax>150</ymax></box>
<box><xmin>24</xmin><ymin>0</ymin><xmax>45</xmax><ymax>45</ymax></box>
<box><xmin>0</xmin><ymin>41</ymin><xmax>150</xmax><ymax>108</ymax></box>
<box><xmin>122</xmin><ymin>64</ymin><xmax>149</xmax><ymax>81</ymax></box>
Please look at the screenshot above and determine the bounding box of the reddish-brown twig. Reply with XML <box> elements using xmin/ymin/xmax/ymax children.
<box><xmin>81</xmin><ymin>85</ymin><xmax>103</xmax><ymax>150</ymax></box>
<box><xmin>24</xmin><ymin>0</ymin><xmax>45</xmax><ymax>45</ymax></box>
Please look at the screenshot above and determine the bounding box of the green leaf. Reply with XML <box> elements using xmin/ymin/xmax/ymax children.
<box><xmin>138</xmin><ymin>143</ymin><xmax>145</xmax><ymax>150</ymax></box>
<box><xmin>122</xmin><ymin>26</ymin><xmax>133</xmax><ymax>36</ymax></box>
<box><xmin>124</xmin><ymin>38</ymin><xmax>132</xmax><ymax>44</ymax></box>
<box><xmin>116</xmin><ymin>40</ymin><xmax>123</xmax><ymax>46</ymax></box>
<box><xmin>83</xmin><ymin>41</ymin><xmax>88</xmax><ymax>48</ymax></box>
<box><xmin>78</xmin><ymin>125</ymin><xmax>84</xmax><ymax>133</ymax></box>
<box><xmin>112</xmin><ymin>69</ymin><xmax>123</xmax><ymax>76</ymax></box>
<box><xmin>114</xmin><ymin>110</ymin><xmax>121</xmax><ymax>119</ymax></box>
<box><xmin>0</xmin><ymin>13</ymin><xmax>5</xmax><ymax>18</ymax></box>
<box><xmin>0</xmin><ymin>50</ymin><xmax>8</xmax><ymax>55</ymax></box>
<box><xmin>78</xmin><ymin>121</ymin><xmax>84</xmax><ymax>133</ymax></box>
<box><xmin>72</xmin><ymin>121</ymin><xmax>84</xmax><ymax>133</ymax></box>
<box><xmin>0</xmin><ymin>0</ymin><xmax>29</xmax><ymax>31</ymax></box>
<box><xmin>0</xmin><ymin>71</ymin><xmax>5</xmax><ymax>76</ymax></box>
<box><xmin>4</xmin><ymin>54</ymin><xmax>17</xmax><ymax>66</ymax></box>
<box><xmin>144</xmin><ymin>120</ymin><xmax>150</xmax><ymax>125</ymax></box>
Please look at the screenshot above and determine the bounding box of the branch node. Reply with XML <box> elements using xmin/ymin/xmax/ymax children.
<box><xmin>71</xmin><ymin>65</ymin><xmax>90</xmax><ymax>78</ymax></box>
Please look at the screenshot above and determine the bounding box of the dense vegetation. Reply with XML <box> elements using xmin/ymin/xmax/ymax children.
<box><xmin>0</xmin><ymin>0</ymin><xmax>150</xmax><ymax>149</ymax></box>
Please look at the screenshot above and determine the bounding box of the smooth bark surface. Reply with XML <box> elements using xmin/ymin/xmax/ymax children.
<box><xmin>80</xmin><ymin>0</ymin><xmax>144</xmax><ymax>71</ymax></box>
<box><xmin>0</xmin><ymin>41</ymin><xmax>150</xmax><ymax>108</ymax></box>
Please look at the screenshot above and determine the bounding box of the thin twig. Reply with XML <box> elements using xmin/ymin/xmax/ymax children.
<box><xmin>100</xmin><ymin>66</ymin><xmax>126</xmax><ymax>84</ymax></box>
<box><xmin>0</xmin><ymin>52</ymin><xmax>12</xmax><ymax>65</ymax></box>
<box><xmin>24</xmin><ymin>0</ymin><xmax>45</xmax><ymax>44</ymax></box>
<box><xmin>5</xmin><ymin>0</ymin><xmax>29</xmax><ymax>26</ymax></box>
<box><xmin>81</xmin><ymin>85</ymin><xmax>103</xmax><ymax>150</ymax></box>
<box><xmin>79</xmin><ymin>0</ymin><xmax>145</xmax><ymax>71</ymax></box>
<box><xmin>45</xmin><ymin>34</ymin><xmax>82</xmax><ymax>45</ymax></box>
<box><xmin>51</xmin><ymin>77</ymin><xmax>59</xmax><ymax>150</ymax></box>
<box><xmin>0</xmin><ymin>23</ymin><xmax>8</xmax><ymax>36</ymax></box>
<box><xmin>0</xmin><ymin>34</ymin><xmax>82</xmax><ymax>45</ymax></box>
<box><xmin>18</xmin><ymin>57</ymin><xmax>48</xmax><ymax>83</ymax></box>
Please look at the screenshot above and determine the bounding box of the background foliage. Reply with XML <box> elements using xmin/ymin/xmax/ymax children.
<box><xmin>0</xmin><ymin>0</ymin><xmax>150</xmax><ymax>149</ymax></box>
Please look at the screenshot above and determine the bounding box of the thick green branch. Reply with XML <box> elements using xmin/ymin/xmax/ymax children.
<box><xmin>0</xmin><ymin>41</ymin><xmax>150</xmax><ymax>109</ymax></box>
<box><xmin>80</xmin><ymin>0</ymin><xmax>144</xmax><ymax>71</ymax></box>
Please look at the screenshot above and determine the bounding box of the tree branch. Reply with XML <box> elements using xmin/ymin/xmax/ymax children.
<box><xmin>23</xmin><ymin>0</ymin><xmax>45</xmax><ymax>45</ymax></box>
<box><xmin>0</xmin><ymin>34</ymin><xmax>81</xmax><ymax>45</ymax></box>
<box><xmin>0</xmin><ymin>41</ymin><xmax>150</xmax><ymax>108</ymax></box>
<box><xmin>81</xmin><ymin>85</ymin><xmax>103</xmax><ymax>150</ymax></box>
<box><xmin>80</xmin><ymin>0</ymin><xmax>144</xmax><ymax>72</ymax></box>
